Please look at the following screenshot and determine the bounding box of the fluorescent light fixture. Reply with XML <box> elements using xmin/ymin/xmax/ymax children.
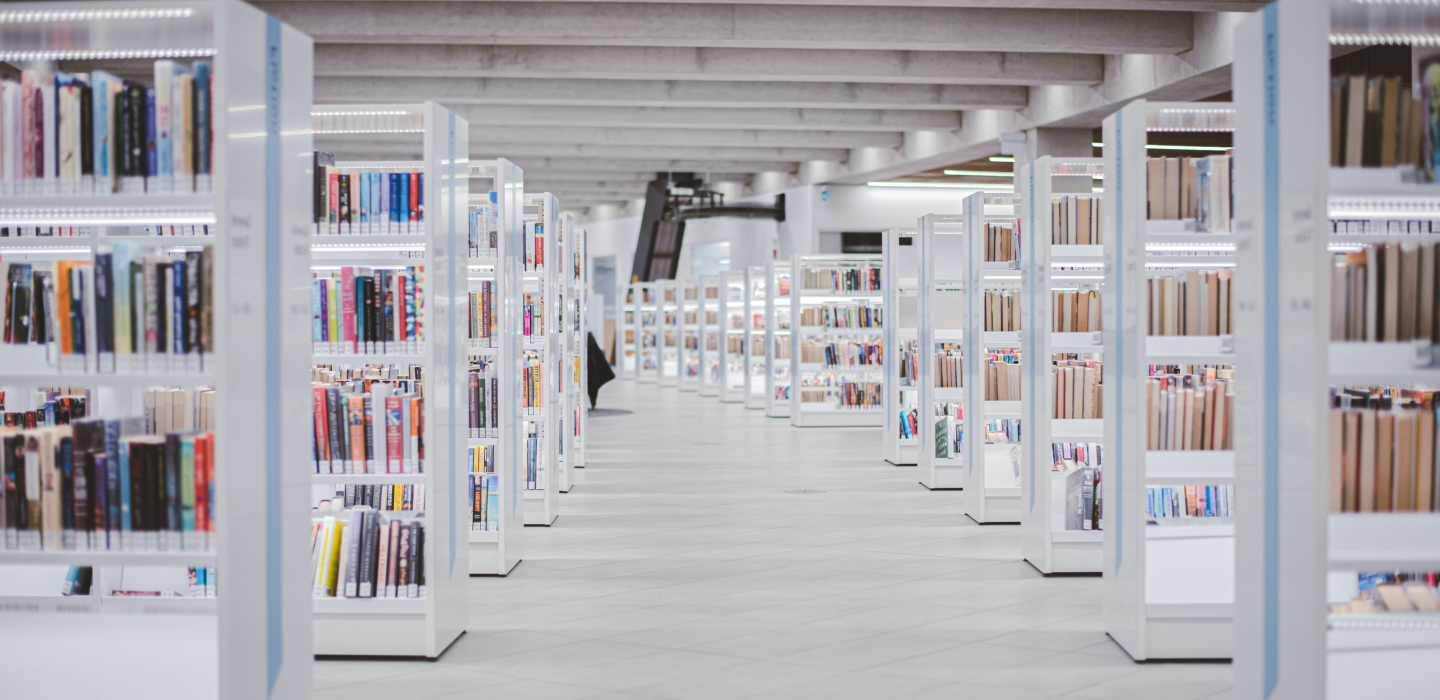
<box><xmin>1090</xmin><ymin>142</ymin><xmax>1231</xmax><ymax>152</ymax></box>
<box><xmin>941</xmin><ymin>170</ymin><xmax>1014</xmax><ymax>178</ymax></box>
<box><xmin>988</xmin><ymin>156</ymin><xmax>1015</xmax><ymax>163</ymax></box>
<box><xmin>867</xmin><ymin>181</ymin><xmax>1014</xmax><ymax>191</ymax></box>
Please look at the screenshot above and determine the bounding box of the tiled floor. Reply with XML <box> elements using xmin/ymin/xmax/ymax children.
<box><xmin>314</xmin><ymin>380</ymin><xmax>1232</xmax><ymax>700</ymax></box>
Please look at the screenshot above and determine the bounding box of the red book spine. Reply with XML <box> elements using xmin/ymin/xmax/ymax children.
<box><xmin>408</xmin><ymin>173</ymin><xmax>419</xmax><ymax>225</ymax></box>
<box><xmin>193</xmin><ymin>433</ymin><xmax>208</xmax><ymax>536</ymax></box>
<box><xmin>340</xmin><ymin>266</ymin><xmax>356</xmax><ymax>353</ymax></box>
<box><xmin>385</xmin><ymin>395</ymin><xmax>403</xmax><ymax>474</ymax></box>
<box><xmin>311</xmin><ymin>386</ymin><xmax>329</xmax><ymax>472</ymax></box>
<box><xmin>328</xmin><ymin>172</ymin><xmax>339</xmax><ymax>231</ymax></box>
<box><xmin>536</xmin><ymin>232</ymin><xmax>544</xmax><ymax>268</ymax></box>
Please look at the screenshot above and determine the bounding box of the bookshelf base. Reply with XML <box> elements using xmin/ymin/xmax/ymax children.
<box><xmin>886</xmin><ymin>442</ymin><xmax>918</xmax><ymax>466</ymax></box>
<box><xmin>919</xmin><ymin>460</ymin><xmax>965</xmax><ymax>490</ymax></box>
<box><xmin>963</xmin><ymin>486</ymin><xmax>1021</xmax><ymax>524</ymax></box>
<box><xmin>468</xmin><ymin>542</ymin><xmax>520</xmax><ymax>576</ymax></box>
<box><xmin>699</xmin><ymin>385</ymin><xmax>719</xmax><ymax>397</ymax></box>
<box><xmin>1026</xmin><ymin>531</ymin><xmax>1103</xmax><ymax>575</ymax></box>
<box><xmin>0</xmin><ymin>610</ymin><xmax>217</xmax><ymax>700</ymax></box>
<box><xmin>790</xmin><ymin>410</ymin><xmax>882</xmax><ymax>428</ymax></box>
<box><xmin>1138</xmin><ymin>606</ymin><xmax>1233</xmax><ymax>660</ymax></box>
<box><xmin>314</xmin><ymin>606</ymin><xmax>461</xmax><ymax>658</ymax></box>
<box><xmin>1329</xmin><ymin>623</ymin><xmax>1440</xmax><ymax>698</ymax></box>
<box><xmin>765</xmin><ymin>404</ymin><xmax>791</xmax><ymax>419</ymax></box>
<box><xmin>524</xmin><ymin>494</ymin><xmax>559</xmax><ymax>527</ymax></box>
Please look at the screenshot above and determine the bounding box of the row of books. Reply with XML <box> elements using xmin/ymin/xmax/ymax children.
<box><xmin>3</xmin><ymin>244</ymin><xmax>216</xmax><ymax>374</ymax></box>
<box><xmin>316</xmin><ymin>483</ymin><xmax>426</xmax><ymax>513</ymax></box>
<box><xmin>0</xmin><ymin>62</ymin><xmax>214</xmax><ymax>197</ymax></box>
<box><xmin>469</xmin><ymin>445</ymin><xmax>494</xmax><ymax>476</ymax></box>
<box><xmin>1329</xmin><ymin>392</ymin><xmax>1438</xmax><ymax>513</ymax></box>
<box><xmin>524</xmin><ymin>423</ymin><xmax>545</xmax><ymax>489</ymax></box>
<box><xmin>687</xmin><ymin>333</ymin><xmax>704</xmax><ymax>353</ymax></box>
<box><xmin>1332</xmin><ymin>219</ymin><xmax>1440</xmax><ymax>235</ymax></box>
<box><xmin>1050</xmin><ymin>196</ymin><xmax>1104</xmax><ymax>245</ymax></box>
<box><xmin>1329</xmin><ymin>71</ymin><xmax>1429</xmax><ymax>170</ymax></box>
<box><xmin>748</xmin><ymin>334</ymin><xmax>763</xmax><ymax>357</ymax></box>
<box><xmin>0</xmin><ymin>224</ymin><xmax>213</xmax><ymax>238</ymax></box>
<box><xmin>145</xmin><ymin>386</ymin><xmax>215</xmax><ymax>435</ymax></box>
<box><xmin>469</xmin><ymin>198</ymin><xmax>497</xmax><ymax>258</ymax></box>
<box><xmin>986</xmin><ymin>355</ymin><xmax>1022</xmax><ymax>401</ymax></box>
<box><xmin>798</xmin><ymin>339</ymin><xmax>882</xmax><ymax>367</ymax></box>
<box><xmin>726</xmin><ymin>335</ymin><xmax>744</xmax><ymax>354</ymax></box>
<box><xmin>1330</xmin><ymin>242</ymin><xmax>1436</xmax><ymax>343</ymax></box>
<box><xmin>1146</xmin><ymin>484</ymin><xmax>1234</xmax><ymax>519</ymax></box>
<box><xmin>469</xmin><ymin>473</ymin><xmax>499</xmax><ymax>531</ymax></box>
<box><xmin>2</xmin><ymin>422</ymin><xmax>215</xmax><ymax>553</ymax></box>
<box><xmin>468</xmin><ymin>283</ymin><xmax>499</xmax><ymax>349</ymax></box>
<box><xmin>798</xmin><ymin>379</ymin><xmax>881</xmax><ymax>408</ymax></box>
<box><xmin>312</xmin><ymin>156</ymin><xmax>425</xmax><ymax>236</ymax></box>
<box><xmin>984</xmin><ymin>223</ymin><xmax>1019</xmax><ymax>262</ymax></box>
<box><xmin>310</xmin><ymin>383</ymin><xmax>424</xmax><ymax>475</ymax></box>
<box><xmin>311</xmin><ymin>266</ymin><xmax>424</xmax><ymax>356</ymax></box>
<box><xmin>1148</xmin><ymin>269</ymin><xmax>1234</xmax><ymax>337</ymax></box>
<box><xmin>798</xmin><ymin>303</ymin><xmax>882</xmax><ymax>329</ymax></box>
<box><xmin>683</xmin><ymin>310</ymin><xmax>699</xmax><ymax>326</ymax></box>
<box><xmin>3</xmin><ymin>390</ymin><xmax>87</xmax><ymax>429</ymax></box>
<box><xmin>521</xmin><ymin>355</ymin><xmax>544</xmax><ymax>413</ymax></box>
<box><xmin>1333</xmin><ymin>575</ymin><xmax>1440</xmax><ymax>614</ymax></box>
<box><xmin>896</xmin><ymin>341</ymin><xmax>916</xmax><ymax>387</ymax></box>
<box><xmin>985</xmin><ymin>418</ymin><xmax>1021</xmax><ymax>443</ymax></box>
<box><xmin>985</xmin><ymin>290</ymin><xmax>1020</xmax><ymax>332</ymax></box>
<box><xmin>311</xmin><ymin>510</ymin><xmax>425</xmax><ymax>599</ymax></box>
<box><xmin>1053</xmin><ymin>361</ymin><xmax>1103</xmax><ymax>419</ymax></box>
<box><xmin>934</xmin><ymin>402</ymin><xmax>963</xmax><ymax>457</ymax></box>
<box><xmin>935</xmin><ymin>346</ymin><xmax>963</xmax><ymax>388</ymax></box>
<box><xmin>899</xmin><ymin>407</ymin><xmax>918</xmax><ymax>440</ymax></box>
<box><xmin>468</xmin><ymin>364</ymin><xmax>499</xmax><ymax>439</ymax></box>
<box><xmin>1064</xmin><ymin>466</ymin><xmax>1102</xmax><ymax>531</ymax></box>
<box><xmin>1053</xmin><ymin>290</ymin><xmax>1102</xmax><ymax>333</ymax></box>
<box><xmin>1145</xmin><ymin>156</ymin><xmax>1233</xmax><ymax>232</ymax></box>
<box><xmin>523</xmin><ymin>222</ymin><xmax>546</xmax><ymax>272</ymax></box>
<box><xmin>523</xmin><ymin>291</ymin><xmax>546</xmax><ymax>340</ymax></box>
<box><xmin>800</xmin><ymin>266</ymin><xmax>881</xmax><ymax>292</ymax></box>
<box><xmin>1147</xmin><ymin>371</ymin><xmax>1234</xmax><ymax>451</ymax></box>
<box><xmin>1053</xmin><ymin>442</ymin><xmax>1102</xmax><ymax>471</ymax></box>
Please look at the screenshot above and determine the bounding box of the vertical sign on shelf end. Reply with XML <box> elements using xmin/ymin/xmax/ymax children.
<box><xmin>447</xmin><ymin>110</ymin><xmax>458</xmax><ymax>574</ymax></box>
<box><xmin>1261</xmin><ymin>3</ymin><xmax>1282</xmax><ymax>696</ymax></box>
<box><xmin>263</xmin><ymin>14</ymin><xmax>284</xmax><ymax>696</ymax></box>
<box><xmin>1113</xmin><ymin>110</ymin><xmax>1124</xmax><ymax>574</ymax></box>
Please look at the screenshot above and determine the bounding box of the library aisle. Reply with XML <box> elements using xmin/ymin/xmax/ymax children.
<box><xmin>314</xmin><ymin>382</ymin><xmax>1230</xmax><ymax>700</ymax></box>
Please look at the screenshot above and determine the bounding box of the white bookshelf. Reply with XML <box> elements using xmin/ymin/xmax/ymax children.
<box><xmin>764</xmin><ymin>260</ymin><xmax>793</xmax><ymax>418</ymax></box>
<box><xmin>884</xmin><ymin>228</ymin><xmax>920</xmax><ymax>465</ymax></box>
<box><xmin>699</xmin><ymin>274</ymin><xmax>723</xmax><ymax>398</ymax></box>
<box><xmin>0</xmin><ymin>4</ymin><xmax>315</xmax><ymax>694</ymax></box>
<box><xmin>618</xmin><ymin>283</ymin><xmax>636</xmax><ymax>380</ymax></box>
<box><xmin>1018</xmin><ymin>156</ymin><xmax>1106</xmax><ymax>575</ymax></box>
<box><xmin>961</xmin><ymin>192</ymin><xmax>1024</xmax><ymax>524</ymax></box>
<box><xmin>719</xmin><ymin>270</ymin><xmax>746</xmax><ymax>403</ymax></box>
<box><xmin>658</xmin><ymin>279</ymin><xmax>680</xmax><ymax>387</ymax></box>
<box><xmin>790</xmin><ymin>254</ymin><xmax>885</xmax><ymax>428</ymax></box>
<box><xmin>569</xmin><ymin>219</ymin><xmax>589</xmax><ymax>468</ymax></box>
<box><xmin>466</xmin><ymin>159</ymin><xmax>524</xmax><ymax>576</ymax></box>
<box><xmin>309</xmin><ymin>102</ymin><xmax>471</xmax><ymax>657</ymax></box>
<box><xmin>1102</xmin><ymin>100</ymin><xmax>1237</xmax><ymax>661</ymax></box>
<box><xmin>917</xmin><ymin>214</ymin><xmax>968</xmax><ymax>490</ymax></box>
<box><xmin>555</xmin><ymin>212</ymin><xmax>576</xmax><ymax>492</ymax></box>
<box><xmin>521</xmin><ymin>193</ymin><xmax>560</xmax><ymax>526</ymax></box>
<box><xmin>635</xmin><ymin>282</ymin><xmax>659</xmax><ymax>385</ymax></box>
<box><xmin>744</xmin><ymin>266</ymin><xmax>768</xmax><ymax>409</ymax></box>
<box><xmin>1234</xmin><ymin>4</ymin><xmax>1440</xmax><ymax>697</ymax></box>
<box><xmin>678</xmin><ymin>278</ymin><xmax>702</xmax><ymax>392</ymax></box>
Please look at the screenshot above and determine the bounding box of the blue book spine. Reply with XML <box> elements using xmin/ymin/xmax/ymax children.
<box><xmin>398</xmin><ymin>174</ymin><xmax>409</xmax><ymax>230</ymax></box>
<box><xmin>370</xmin><ymin>172</ymin><xmax>381</xmax><ymax>231</ymax></box>
<box><xmin>105</xmin><ymin>420</ymin><xmax>121</xmax><ymax>540</ymax></box>
<box><xmin>379</xmin><ymin>173</ymin><xmax>390</xmax><ymax>233</ymax></box>
<box><xmin>312</xmin><ymin>280</ymin><xmax>323</xmax><ymax>344</ymax></box>
<box><xmin>145</xmin><ymin>88</ymin><xmax>157</xmax><ymax>179</ymax></box>
<box><xmin>318</xmin><ymin>279</ymin><xmax>329</xmax><ymax>343</ymax></box>
<box><xmin>118</xmin><ymin>442</ymin><xmax>131</xmax><ymax>534</ymax></box>
<box><xmin>192</xmin><ymin>61</ymin><xmax>211</xmax><ymax>175</ymax></box>
<box><xmin>171</xmin><ymin>258</ymin><xmax>185</xmax><ymax>354</ymax></box>
<box><xmin>416</xmin><ymin>173</ymin><xmax>424</xmax><ymax>224</ymax></box>
<box><xmin>92</xmin><ymin>72</ymin><xmax>110</xmax><ymax>181</ymax></box>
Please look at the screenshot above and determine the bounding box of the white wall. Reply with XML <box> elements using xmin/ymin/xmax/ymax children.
<box><xmin>813</xmin><ymin>185</ymin><xmax>986</xmax><ymax>233</ymax></box>
<box><xmin>584</xmin><ymin>214</ymin><xmax>642</xmax><ymax>283</ymax></box>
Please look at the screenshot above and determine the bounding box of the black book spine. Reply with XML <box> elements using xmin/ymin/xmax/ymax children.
<box><xmin>79</xmin><ymin>83</ymin><xmax>93</xmax><ymax>177</ymax></box>
<box><xmin>185</xmin><ymin>251</ymin><xmax>201</xmax><ymax>355</ymax></box>
<box><xmin>94</xmin><ymin>254</ymin><xmax>112</xmax><ymax>354</ymax></box>
<box><xmin>338</xmin><ymin>174</ymin><xmax>350</xmax><ymax>226</ymax></box>
<box><xmin>413</xmin><ymin>522</ymin><xmax>424</xmax><ymax>593</ymax></box>
<box><xmin>114</xmin><ymin>88</ymin><xmax>128</xmax><ymax>180</ymax></box>
<box><xmin>69</xmin><ymin>268</ymin><xmax>85</xmax><ymax>355</ymax></box>
<box><xmin>358</xmin><ymin>510</ymin><xmax>376</xmax><ymax>597</ymax></box>
<box><xmin>325</xmin><ymin>387</ymin><xmax>345</xmax><ymax>466</ymax></box>
<box><xmin>468</xmin><ymin>371</ymin><xmax>479</xmax><ymax>435</ymax></box>
<box><xmin>127</xmin><ymin>84</ymin><xmax>147</xmax><ymax>178</ymax></box>
<box><xmin>164</xmin><ymin>434</ymin><xmax>180</xmax><ymax>539</ymax></box>
<box><xmin>363</xmin><ymin>276</ymin><xmax>376</xmax><ymax>346</ymax></box>
<box><xmin>383</xmin><ymin>271</ymin><xmax>394</xmax><ymax>345</ymax></box>
<box><xmin>59</xmin><ymin>435</ymin><xmax>75</xmax><ymax>537</ymax></box>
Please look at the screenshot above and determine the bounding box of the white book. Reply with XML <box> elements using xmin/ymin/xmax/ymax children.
<box><xmin>153</xmin><ymin>61</ymin><xmax>174</xmax><ymax>193</ymax></box>
<box><xmin>40</xmin><ymin>73</ymin><xmax>57</xmax><ymax>195</ymax></box>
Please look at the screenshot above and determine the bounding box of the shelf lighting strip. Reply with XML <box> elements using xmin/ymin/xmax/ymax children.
<box><xmin>0</xmin><ymin>8</ymin><xmax>194</xmax><ymax>22</ymax></box>
<box><xmin>0</xmin><ymin>48</ymin><xmax>214</xmax><ymax>61</ymax></box>
<box><xmin>0</xmin><ymin>208</ymin><xmax>216</xmax><ymax>226</ymax></box>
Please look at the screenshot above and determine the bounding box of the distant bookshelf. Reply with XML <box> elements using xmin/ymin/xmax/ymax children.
<box><xmin>790</xmin><ymin>254</ymin><xmax>884</xmax><ymax>428</ymax></box>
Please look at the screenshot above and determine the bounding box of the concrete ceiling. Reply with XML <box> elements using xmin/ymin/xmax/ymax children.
<box><xmin>278</xmin><ymin>0</ymin><xmax>1260</xmax><ymax>214</ymax></box>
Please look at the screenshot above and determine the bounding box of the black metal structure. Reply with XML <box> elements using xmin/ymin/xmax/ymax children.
<box><xmin>629</xmin><ymin>173</ymin><xmax>787</xmax><ymax>282</ymax></box>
